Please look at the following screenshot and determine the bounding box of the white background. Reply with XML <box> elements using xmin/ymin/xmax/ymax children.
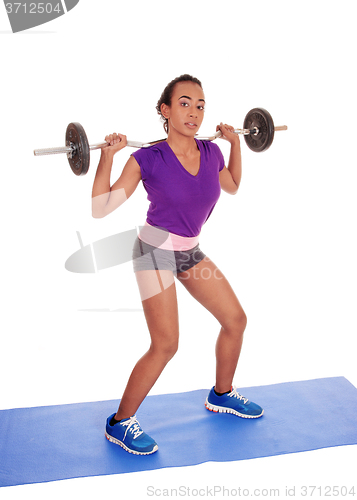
<box><xmin>1</xmin><ymin>0</ymin><xmax>356</xmax><ymax>498</ymax></box>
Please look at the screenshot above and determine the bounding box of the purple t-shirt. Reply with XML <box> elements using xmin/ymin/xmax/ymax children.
<box><xmin>132</xmin><ymin>139</ymin><xmax>225</xmax><ymax>238</ymax></box>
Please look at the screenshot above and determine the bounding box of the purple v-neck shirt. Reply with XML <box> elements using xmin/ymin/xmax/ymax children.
<box><xmin>132</xmin><ymin>139</ymin><xmax>225</xmax><ymax>238</ymax></box>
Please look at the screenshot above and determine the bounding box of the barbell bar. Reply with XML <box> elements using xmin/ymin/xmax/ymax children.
<box><xmin>33</xmin><ymin>108</ymin><xmax>288</xmax><ymax>176</ymax></box>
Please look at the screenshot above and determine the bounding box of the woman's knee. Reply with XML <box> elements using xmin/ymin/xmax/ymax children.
<box><xmin>150</xmin><ymin>335</ymin><xmax>179</xmax><ymax>361</ymax></box>
<box><xmin>223</xmin><ymin>308</ymin><xmax>247</xmax><ymax>334</ymax></box>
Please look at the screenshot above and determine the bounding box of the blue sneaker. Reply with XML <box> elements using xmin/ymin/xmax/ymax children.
<box><xmin>105</xmin><ymin>414</ymin><xmax>158</xmax><ymax>455</ymax></box>
<box><xmin>205</xmin><ymin>386</ymin><xmax>264</xmax><ymax>418</ymax></box>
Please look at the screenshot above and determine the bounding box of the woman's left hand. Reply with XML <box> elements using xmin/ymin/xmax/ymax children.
<box><xmin>216</xmin><ymin>123</ymin><xmax>240</xmax><ymax>146</ymax></box>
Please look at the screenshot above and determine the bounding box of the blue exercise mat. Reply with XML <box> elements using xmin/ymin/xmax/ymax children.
<box><xmin>1</xmin><ymin>377</ymin><xmax>357</xmax><ymax>487</ymax></box>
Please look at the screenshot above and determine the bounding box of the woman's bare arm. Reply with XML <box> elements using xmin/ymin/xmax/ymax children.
<box><xmin>91</xmin><ymin>133</ymin><xmax>142</xmax><ymax>218</ymax></box>
<box><xmin>217</xmin><ymin>123</ymin><xmax>242</xmax><ymax>195</ymax></box>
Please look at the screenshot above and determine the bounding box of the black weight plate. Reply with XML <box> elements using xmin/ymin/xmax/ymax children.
<box><xmin>243</xmin><ymin>108</ymin><xmax>275</xmax><ymax>153</ymax></box>
<box><xmin>65</xmin><ymin>122</ymin><xmax>90</xmax><ymax>176</ymax></box>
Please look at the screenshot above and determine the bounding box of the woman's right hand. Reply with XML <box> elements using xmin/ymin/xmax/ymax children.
<box><xmin>103</xmin><ymin>133</ymin><xmax>127</xmax><ymax>154</ymax></box>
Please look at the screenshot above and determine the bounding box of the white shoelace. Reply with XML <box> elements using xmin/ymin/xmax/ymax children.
<box><xmin>121</xmin><ymin>415</ymin><xmax>144</xmax><ymax>441</ymax></box>
<box><xmin>228</xmin><ymin>386</ymin><xmax>249</xmax><ymax>405</ymax></box>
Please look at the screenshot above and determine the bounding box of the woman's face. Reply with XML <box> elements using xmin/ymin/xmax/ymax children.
<box><xmin>161</xmin><ymin>81</ymin><xmax>205</xmax><ymax>138</ymax></box>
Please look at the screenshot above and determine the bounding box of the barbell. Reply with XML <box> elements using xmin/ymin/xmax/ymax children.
<box><xmin>33</xmin><ymin>108</ymin><xmax>287</xmax><ymax>176</ymax></box>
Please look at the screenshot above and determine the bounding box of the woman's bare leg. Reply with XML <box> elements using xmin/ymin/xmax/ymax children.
<box><xmin>177</xmin><ymin>257</ymin><xmax>247</xmax><ymax>393</ymax></box>
<box><xmin>115</xmin><ymin>270</ymin><xmax>178</xmax><ymax>420</ymax></box>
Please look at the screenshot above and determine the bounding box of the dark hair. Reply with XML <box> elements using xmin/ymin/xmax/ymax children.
<box><xmin>156</xmin><ymin>74</ymin><xmax>203</xmax><ymax>134</ymax></box>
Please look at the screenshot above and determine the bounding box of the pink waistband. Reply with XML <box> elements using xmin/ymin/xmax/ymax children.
<box><xmin>138</xmin><ymin>222</ymin><xmax>200</xmax><ymax>251</ymax></box>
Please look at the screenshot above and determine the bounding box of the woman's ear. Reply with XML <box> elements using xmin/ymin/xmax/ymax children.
<box><xmin>161</xmin><ymin>103</ymin><xmax>170</xmax><ymax>119</ymax></box>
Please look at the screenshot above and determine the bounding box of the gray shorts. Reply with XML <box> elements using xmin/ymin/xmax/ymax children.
<box><xmin>132</xmin><ymin>238</ymin><xmax>206</xmax><ymax>274</ymax></box>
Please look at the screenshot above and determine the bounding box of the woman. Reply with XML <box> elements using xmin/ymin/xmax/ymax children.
<box><xmin>92</xmin><ymin>74</ymin><xmax>263</xmax><ymax>456</ymax></box>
